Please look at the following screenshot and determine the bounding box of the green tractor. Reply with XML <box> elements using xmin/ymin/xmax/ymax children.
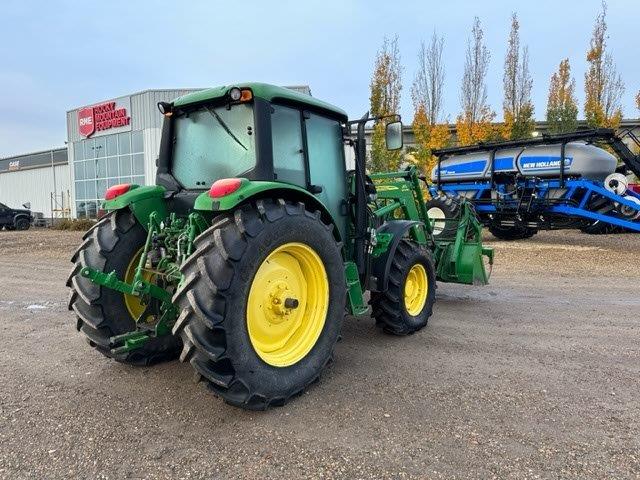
<box><xmin>67</xmin><ymin>83</ymin><xmax>493</xmax><ymax>410</ymax></box>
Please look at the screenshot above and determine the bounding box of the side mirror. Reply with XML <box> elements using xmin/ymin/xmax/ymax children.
<box><xmin>385</xmin><ymin>121</ymin><xmax>403</xmax><ymax>151</ymax></box>
<box><xmin>23</xmin><ymin>202</ymin><xmax>31</xmax><ymax>210</ymax></box>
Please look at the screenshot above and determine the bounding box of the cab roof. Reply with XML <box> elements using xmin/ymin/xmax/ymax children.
<box><xmin>172</xmin><ymin>82</ymin><xmax>348</xmax><ymax>121</ymax></box>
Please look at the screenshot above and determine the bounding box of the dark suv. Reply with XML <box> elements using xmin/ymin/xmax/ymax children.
<box><xmin>0</xmin><ymin>202</ymin><xmax>32</xmax><ymax>230</ymax></box>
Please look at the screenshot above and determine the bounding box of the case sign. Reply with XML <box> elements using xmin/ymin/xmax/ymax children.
<box><xmin>78</xmin><ymin>98</ymin><xmax>131</xmax><ymax>138</ymax></box>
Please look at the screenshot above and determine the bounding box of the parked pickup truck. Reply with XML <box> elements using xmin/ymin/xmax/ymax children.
<box><xmin>0</xmin><ymin>201</ymin><xmax>32</xmax><ymax>230</ymax></box>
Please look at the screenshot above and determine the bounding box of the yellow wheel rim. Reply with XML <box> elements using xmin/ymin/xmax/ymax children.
<box><xmin>123</xmin><ymin>248</ymin><xmax>154</xmax><ymax>320</ymax></box>
<box><xmin>404</xmin><ymin>263</ymin><xmax>428</xmax><ymax>316</ymax></box>
<box><xmin>247</xmin><ymin>242</ymin><xmax>329</xmax><ymax>367</ymax></box>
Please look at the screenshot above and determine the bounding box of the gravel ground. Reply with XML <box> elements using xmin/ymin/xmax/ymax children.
<box><xmin>0</xmin><ymin>228</ymin><xmax>639</xmax><ymax>479</ymax></box>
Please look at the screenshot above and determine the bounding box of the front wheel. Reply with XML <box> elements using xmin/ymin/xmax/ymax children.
<box><xmin>15</xmin><ymin>217</ymin><xmax>30</xmax><ymax>230</ymax></box>
<box><xmin>172</xmin><ymin>199</ymin><xmax>347</xmax><ymax>410</ymax></box>
<box><xmin>370</xmin><ymin>240</ymin><xmax>436</xmax><ymax>335</ymax></box>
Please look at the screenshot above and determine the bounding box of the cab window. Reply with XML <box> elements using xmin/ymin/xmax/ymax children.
<box><xmin>271</xmin><ymin>105</ymin><xmax>306</xmax><ymax>187</ymax></box>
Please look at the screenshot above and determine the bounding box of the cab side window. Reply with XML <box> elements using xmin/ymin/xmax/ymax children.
<box><xmin>305</xmin><ymin>113</ymin><xmax>348</xmax><ymax>240</ymax></box>
<box><xmin>271</xmin><ymin>105</ymin><xmax>306</xmax><ymax>187</ymax></box>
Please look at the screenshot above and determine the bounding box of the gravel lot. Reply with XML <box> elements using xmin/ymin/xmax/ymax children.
<box><xmin>0</xmin><ymin>228</ymin><xmax>638</xmax><ymax>479</ymax></box>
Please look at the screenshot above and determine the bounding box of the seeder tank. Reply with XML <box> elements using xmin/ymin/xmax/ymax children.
<box><xmin>431</xmin><ymin>142</ymin><xmax>617</xmax><ymax>183</ymax></box>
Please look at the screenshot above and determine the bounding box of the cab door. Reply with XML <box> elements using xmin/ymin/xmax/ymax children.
<box><xmin>270</xmin><ymin>104</ymin><xmax>306</xmax><ymax>188</ymax></box>
<box><xmin>304</xmin><ymin>112</ymin><xmax>349</xmax><ymax>241</ymax></box>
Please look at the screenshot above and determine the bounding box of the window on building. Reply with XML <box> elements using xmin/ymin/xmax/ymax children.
<box><xmin>74</xmin><ymin>131</ymin><xmax>145</xmax><ymax>218</ymax></box>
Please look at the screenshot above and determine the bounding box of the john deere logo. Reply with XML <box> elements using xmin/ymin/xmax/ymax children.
<box><xmin>78</xmin><ymin>107</ymin><xmax>95</xmax><ymax>138</ymax></box>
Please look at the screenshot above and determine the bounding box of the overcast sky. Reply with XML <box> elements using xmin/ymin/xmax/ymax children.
<box><xmin>1</xmin><ymin>0</ymin><xmax>638</xmax><ymax>157</ymax></box>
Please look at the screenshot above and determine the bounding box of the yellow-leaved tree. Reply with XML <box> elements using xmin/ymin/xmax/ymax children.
<box><xmin>584</xmin><ymin>2</ymin><xmax>625</xmax><ymax>128</ymax></box>
<box><xmin>456</xmin><ymin>17</ymin><xmax>496</xmax><ymax>146</ymax></box>
<box><xmin>369</xmin><ymin>36</ymin><xmax>403</xmax><ymax>172</ymax></box>
<box><xmin>411</xmin><ymin>31</ymin><xmax>451</xmax><ymax>177</ymax></box>
<box><xmin>546</xmin><ymin>59</ymin><xmax>579</xmax><ymax>134</ymax></box>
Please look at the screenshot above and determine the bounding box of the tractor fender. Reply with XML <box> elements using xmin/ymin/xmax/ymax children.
<box><xmin>194</xmin><ymin>180</ymin><xmax>342</xmax><ymax>242</ymax></box>
<box><xmin>102</xmin><ymin>185</ymin><xmax>168</xmax><ymax>230</ymax></box>
<box><xmin>371</xmin><ymin>220</ymin><xmax>422</xmax><ymax>292</ymax></box>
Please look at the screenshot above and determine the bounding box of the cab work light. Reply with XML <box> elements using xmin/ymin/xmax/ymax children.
<box><xmin>208</xmin><ymin>178</ymin><xmax>244</xmax><ymax>198</ymax></box>
<box><xmin>157</xmin><ymin>101</ymin><xmax>173</xmax><ymax>117</ymax></box>
<box><xmin>228</xmin><ymin>87</ymin><xmax>253</xmax><ymax>103</ymax></box>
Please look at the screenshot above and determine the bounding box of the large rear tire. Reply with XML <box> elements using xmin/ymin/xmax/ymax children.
<box><xmin>172</xmin><ymin>199</ymin><xmax>347</xmax><ymax>410</ymax></box>
<box><xmin>370</xmin><ymin>240</ymin><xmax>436</xmax><ymax>335</ymax></box>
<box><xmin>67</xmin><ymin>209</ymin><xmax>182</xmax><ymax>365</ymax></box>
<box><xmin>488</xmin><ymin>224</ymin><xmax>538</xmax><ymax>241</ymax></box>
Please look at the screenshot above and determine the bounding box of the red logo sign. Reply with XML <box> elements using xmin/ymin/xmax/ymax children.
<box><xmin>77</xmin><ymin>101</ymin><xmax>130</xmax><ymax>138</ymax></box>
<box><xmin>78</xmin><ymin>107</ymin><xmax>95</xmax><ymax>137</ymax></box>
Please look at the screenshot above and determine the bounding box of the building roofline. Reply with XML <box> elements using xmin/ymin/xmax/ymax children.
<box><xmin>0</xmin><ymin>146</ymin><xmax>67</xmax><ymax>162</ymax></box>
<box><xmin>66</xmin><ymin>88</ymin><xmax>205</xmax><ymax>114</ymax></box>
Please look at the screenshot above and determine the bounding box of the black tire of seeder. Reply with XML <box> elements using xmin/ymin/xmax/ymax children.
<box><xmin>425</xmin><ymin>195</ymin><xmax>461</xmax><ymax>238</ymax></box>
<box><xmin>488</xmin><ymin>224</ymin><xmax>538</xmax><ymax>240</ymax></box>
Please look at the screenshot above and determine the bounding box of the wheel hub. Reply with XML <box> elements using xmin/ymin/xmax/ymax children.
<box><xmin>247</xmin><ymin>242</ymin><xmax>329</xmax><ymax>367</ymax></box>
<box><xmin>404</xmin><ymin>263</ymin><xmax>428</xmax><ymax>316</ymax></box>
<box><xmin>264</xmin><ymin>281</ymin><xmax>299</xmax><ymax>322</ymax></box>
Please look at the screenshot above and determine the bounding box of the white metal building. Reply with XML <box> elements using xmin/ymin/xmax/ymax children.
<box><xmin>0</xmin><ymin>148</ymin><xmax>70</xmax><ymax>218</ymax></box>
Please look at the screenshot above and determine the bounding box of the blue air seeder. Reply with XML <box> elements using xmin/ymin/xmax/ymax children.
<box><xmin>425</xmin><ymin>129</ymin><xmax>640</xmax><ymax>239</ymax></box>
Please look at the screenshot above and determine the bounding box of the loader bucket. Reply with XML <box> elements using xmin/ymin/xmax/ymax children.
<box><xmin>433</xmin><ymin>202</ymin><xmax>493</xmax><ymax>285</ymax></box>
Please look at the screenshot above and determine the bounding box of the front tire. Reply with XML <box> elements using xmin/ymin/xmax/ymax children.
<box><xmin>370</xmin><ymin>240</ymin><xmax>436</xmax><ymax>335</ymax></box>
<box><xmin>172</xmin><ymin>199</ymin><xmax>347</xmax><ymax>410</ymax></box>
<box><xmin>15</xmin><ymin>217</ymin><xmax>30</xmax><ymax>230</ymax></box>
<box><xmin>67</xmin><ymin>209</ymin><xmax>182</xmax><ymax>365</ymax></box>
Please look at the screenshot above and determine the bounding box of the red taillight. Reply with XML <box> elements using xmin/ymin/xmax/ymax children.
<box><xmin>630</xmin><ymin>184</ymin><xmax>640</xmax><ymax>195</ymax></box>
<box><xmin>209</xmin><ymin>178</ymin><xmax>243</xmax><ymax>198</ymax></box>
<box><xmin>105</xmin><ymin>184</ymin><xmax>131</xmax><ymax>200</ymax></box>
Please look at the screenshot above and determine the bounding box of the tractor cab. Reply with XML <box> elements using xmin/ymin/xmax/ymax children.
<box><xmin>155</xmin><ymin>83</ymin><xmax>355</xmax><ymax>238</ymax></box>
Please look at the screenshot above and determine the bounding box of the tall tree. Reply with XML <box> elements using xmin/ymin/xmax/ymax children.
<box><xmin>412</xmin><ymin>32</ymin><xmax>445</xmax><ymax>125</ymax></box>
<box><xmin>369</xmin><ymin>35</ymin><xmax>403</xmax><ymax>172</ymax></box>
<box><xmin>546</xmin><ymin>59</ymin><xmax>579</xmax><ymax>134</ymax></box>
<box><xmin>584</xmin><ymin>1</ymin><xmax>625</xmax><ymax>128</ymax></box>
<box><xmin>456</xmin><ymin>17</ymin><xmax>495</xmax><ymax>145</ymax></box>
<box><xmin>502</xmin><ymin>13</ymin><xmax>534</xmax><ymax>139</ymax></box>
<box><xmin>411</xmin><ymin>31</ymin><xmax>450</xmax><ymax>176</ymax></box>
